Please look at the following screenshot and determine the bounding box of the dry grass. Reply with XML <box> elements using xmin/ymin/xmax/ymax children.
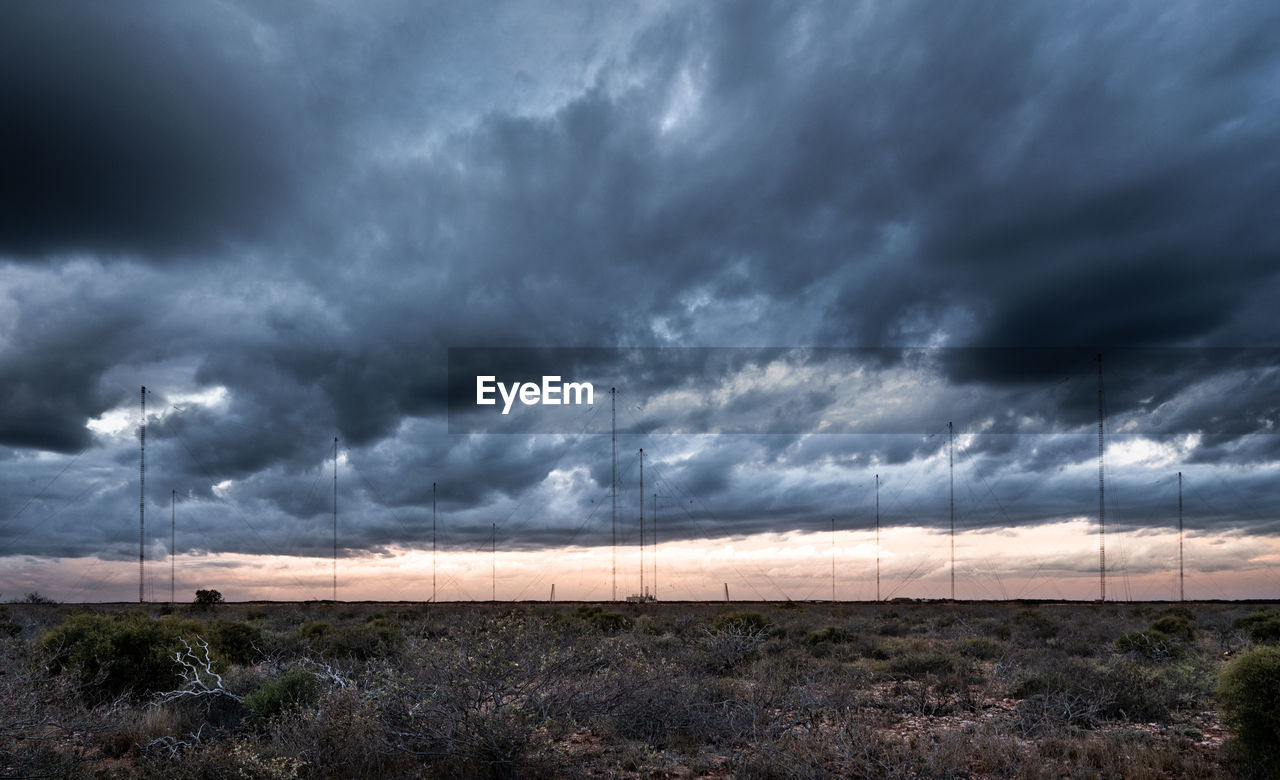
<box><xmin>1</xmin><ymin>599</ymin><xmax>1276</xmax><ymax>777</ymax></box>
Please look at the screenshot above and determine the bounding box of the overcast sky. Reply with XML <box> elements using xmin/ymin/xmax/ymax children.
<box><xmin>3</xmin><ymin>1</ymin><xmax>1279</xmax><ymax>601</ymax></box>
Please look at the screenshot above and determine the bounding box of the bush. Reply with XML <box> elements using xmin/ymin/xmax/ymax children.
<box><xmin>244</xmin><ymin>667</ymin><xmax>319</xmax><ymax>724</ymax></box>
<box><xmin>299</xmin><ymin>617</ymin><xmax>402</xmax><ymax>660</ymax></box>
<box><xmin>1218</xmin><ymin>646</ymin><xmax>1280</xmax><ymax>766</ymax></box>
<box><xmin>1115</xmin><ymin>615</ymin><xmax>1195</xmax><ymax>660</ymax></box>
<box><xmin>1235</xmin><ymin>608</ymin><xmax>1280</xmax><ymax>643</ymax></box>
<box><xmin>803</xmin><ymin>626</ymin><xmax>854</xmax><ymax>646</ymax></box>
<box><xmin>1115</xmin><ymin>630</ymin><xmax>1183</xmax><ymax>661</ymax></box>
<box><xmin>702</xmin><ymin>622</ymin><xmax>769</xmax><ymax>673</ymax></box>
<box><xmin>38</xmin><ymin>612</ymin><xmax>187</xmax><ymax>699</ymax></box>
<box><xmin>298</xmin><ymin>620</ymin><xmax>331</xmax><ymax>640</ymax></box>
<box><xmin>385</xmin><ymin>614</ymin><xmax>604</xmax><ymax>775</ymax></box>
<box><xmin>713</xmin><ymin>612</ymin><xmax>772</xmax><ymax>634</ymax></box>
<box><xmin>36</xmin><ymin>612</ymin><xmax>269</xmax><ymax>701</ymax></box>
<box><xmin>1011</xmin><ymin>658</ymin><xmax>1175</xmax><ymax>731</ymax></box>
<box><xmin>1148</xmin><ymin>615</ymin><xmax>1195</xmax><ymax>641</ymax></box>
<box><xmin>960</xmin><ymin>637</ymin><xmax>1004</xmax><ymax>660</ymax></box>
<box><xmin>1013</xmin><ymin>608</ymin><xmax>1058</xmax><ymax>641</ymax></box>
<box><xmin>884</xmin><ymin>649</ymin><xmax>956</xmax><ymax>678</ymax></box>
<box><xmin>207</xmin><ymin>620</ymin><xmax>264</xmax><ymax>665</ymax></box>
<box><xmin>574</xmin><ymin>605</ymin><xmax>632</xmax><ymax>633</ymax></box>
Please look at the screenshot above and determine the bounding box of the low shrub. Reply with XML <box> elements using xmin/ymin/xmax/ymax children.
<box><xmin>38</xmin><ymin>612</ymin><xmax>186</xmax><ymax>699</ymax></box>
<box><xmin>1235</xmin><ymin>608</ymin><xmax>1280</xmax><ymax>643</ymax></box>
<box><xmin>1011</xmin><ymin>658</ymin><xmax>1175</xmax><ymax>730</ymax></box>
<box><xmin>1115</xmin><ymin>615</ymin><xmax>1195</xmax><ymax>660</ymax></box>
<box><xmin>244</xmin><ymin>667</ymin><xmax>319</xmax><ymax>723</ymax></box>
<box><xmin>1160</xmin><ymin>605</ymin><xmax>1195</xmax><ymax>622</ymax></box>
<box><xmin>960</xmin><ymin>637</ymin><xmax>1004</xmax><ymax>660</ymax></box>
<box><xmin>1148</xmin><ymin>615</ymin><xmax>1195</xmax><ymax>641</ymax></box>
<box><xmin>38</xmin><ymin>613</ymin><xmax>269</xmax><ymax>701</ymax></box>
<box><xmin>803</xmin><ymin>626</ymin><xmax>854</xmax><ymax>646</ymax></box>
<box><xmin>713</xmin><ymin>612</ymin><xmax>772</xmax><ymax>634</ymax></box>
<box><xmin>1218</xmin><ymin>645</ymin><xmax>1280</xmax><ymax>767</ymax></box>
<box><xmin>207</xmin><ymin>620</ymin><xmax>264</xmax><ymax>665</ymax></box>
<box><xmin>574</xmin><ymin>605</ymin><xmax>632</xmax><ymax>633</ymax></box>
<box><xmin>1115</xmin><ymin>630</ymin><xmax>1184</xmax><ymax>661</ymax></box>
<box><xmin>298</xmin><ymin>620</ymin><xmax>331</xmax><ymax>640</ymax></box>
<box><xmin>318</xmin><ymin>618</ymin><xmax>403</xmax><ymax>659</ymax></box>
<box><xmin>702</xmin><ymin>622</ymin><xmax>770</xmax><ymax>673</ymax></box>
<box><xmin>884</xmin><ymin>648</ymin><xmax>956</xmax><ymax>678</ymax></box>
<box><xmin>1013</xmin><ymin>608</ymin><xmax>1058</xmax><ymax>641</ymax></box>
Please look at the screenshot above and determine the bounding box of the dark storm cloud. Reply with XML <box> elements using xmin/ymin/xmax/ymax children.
<box><xmin>0</xmin><ymin>266</ymin><xmax>153</xmax><ymax>453</ymax></box>
<box><xmin>3</xmin><ymin>0</ymin><xmax>1280</xmax><ymax>574</ymax></box>
<box><xmin>0</xmin><ymin>3</ymin><xmax>294</xmax><ymax>260</ymax></box>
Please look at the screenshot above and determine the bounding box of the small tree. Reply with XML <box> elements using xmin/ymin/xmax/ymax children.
<box><xmin>194</xmin><ymin>589</ymin><xmax>224</xmax><ymax>607</ymax></box>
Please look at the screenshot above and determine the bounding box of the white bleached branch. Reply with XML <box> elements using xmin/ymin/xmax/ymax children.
<box><xmin>153</xmin><ymin>636</ymin><xmax>243</xmax><ymax>705</ymax></box>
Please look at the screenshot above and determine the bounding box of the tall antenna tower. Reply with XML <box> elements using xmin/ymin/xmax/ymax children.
<box><xmin>831</xmin><ymin>517</ymin><xmax>836</xmax><ymax>602</ymax></box>
<box><xmin>611</xmin><ymin>387</ymin><xmax>617</xmax><ymax>602</ymax></box>
<box><xmin>639</xmin><ymin>448</ymin><xmax>644</xmax><ymax>598</ymax></box>
<box><xmin>333</xmin><ymin>436</ymin><xmax>338</xmax><ymax>602</ymax></box>
<box><xmin>170</xmin><ymin>489</ymin><xmax>175</xmax><ymax>606</ymax></box>
<box><xmin>949</xmin><ymin>420</ymin><xmax>955</xmax><ymax>600</ymax></box>
<box><xmin>652</xmin><ymin>492</ymin><xmax>657</xmax><ymax>600</ymax></box>
<box><xmin>1097</xmin><ymin>354</ymin><xmax>1106</xmax><ymax>602</ymax></box>
<box><xmin>875</xmin><ymin>473</ymin><xmax>881</xmax><ymax>603</ymax></box>
<box><xmin>1178</xmin><ymin>471</ymin><xmax>1184</xmax><ymax>602</ymax></box>
<box><xmin>139</xmin><ymin>386</ymin><xmax>145</xmax><ymax>604</ymax></box>
<box><xmin>432</xmin><ymin>481</ymin><xmax>437</xmax><ymax>604</ymax></box>
<box><xmin>491</xmin><ymin>521</ymin><xmax>497</xmax><ymax>601</ymax></box>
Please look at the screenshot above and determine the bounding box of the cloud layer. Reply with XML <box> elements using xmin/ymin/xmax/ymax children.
<box><xmin>2</xmin><ymin>1</ymin><xmax>1279</xmax><ymax>595</ymax></box>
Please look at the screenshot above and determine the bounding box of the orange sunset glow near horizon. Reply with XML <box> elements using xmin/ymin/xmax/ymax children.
<box><xmin>5</xmin><ymin>519</ymin><xmax>1277</xmax><ymax>604</ymax></box>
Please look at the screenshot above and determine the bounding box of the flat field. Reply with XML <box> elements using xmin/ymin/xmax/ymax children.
<box><xmin>1</xmin><ymin>599</ymin><xmax>1277</xmax><ymax>778</ymax></box>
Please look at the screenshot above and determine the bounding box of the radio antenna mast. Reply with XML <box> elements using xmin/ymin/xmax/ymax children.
<box><xmin>432</xmin><ymin>481</ymin><xmax>437</xmax><ymax>604</ymax></box>
<box><xmin>1097</xmin><ymin>354</ymin><xmax>1106</xmax><ymax>602</ymax></box>
<box><xmin>949</xmin><ymin>421</ymin><xmax>955</xmax><ymax>600</ymax></box>
<box><xmin>611</xmin><ymin>387</ymin><xmax>617</xmax><ymax>601</ymax></box>
<box><xmin>170</xmin><ymin>489</ymin><xmax>175</xmax><ymax>606</ymax></box>
<box><xmin>139</xmin><ymin>386</ymin><xmax>145</xmax><ymax>604</ymax></box>
<box><xmin>653</xmin><ymin>492</ymin><xmax>658</xmax><ymax>600</ymax></box>
<box><xmin>1178</xmin><ymin>471</ymin><xmax>1184</xmax><ymax>602</ymax></box>
<box><xmin>639</xmin><ymin>448</ymin><xmax>644</xmax><ymax>598</ymax></box>
<box><xmin>333</xmin><ymin>436</ymin><xmax>338</xmax><ymax>602</ymax></box>
<box><xmin>875</xmin><ymin>474</ymin><xmax>881</xmax><ymax>603</ymax></box>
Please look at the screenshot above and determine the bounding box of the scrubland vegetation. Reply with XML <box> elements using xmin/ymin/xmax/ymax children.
<box><xmin>2</xmin><ymin>597</ymin><xmax>1279</xmax><ymax>778</ymax></box>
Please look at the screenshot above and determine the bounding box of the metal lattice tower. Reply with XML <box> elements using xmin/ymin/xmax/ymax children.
<box><xmin>171</xmin><ymin>489</ymin><xmax>175</xmax><ymax>606</ymax></box>
<box><xmin>875</xmin><ymin>473</ymin><xmax>881</xmax><ymax>603</ymax></box>
<box><xmin>652</xmin><ymin>492</ymin><xmax>658</xmax><ymax>600</ymax></box>
<box><xmin>139</xmin><ymin>386</ymin><xmax>145</xmax><ymax>604</ymax></box>
<box><xmin>949</xmin><ymin>421</ymin><xmax>955</xmax><ymax>601</ymax></box>
<box><xmin>831</xmin><ymin>518</ymin><xmax>836</xmax><ymax>602</ymax></box>
<box><xmin>611</xmin><ymin>387</ymin><xmax>617</xmax><ymax>602</ymax></box>
<box><xmin>639</xmin><ymin>448</ymin><xmax>644</xmax><ymax>598</ymax></box>
<box><xmin>1097</xmin><ymin>354</ymin><xmax>1106</xmax><ymax>602</ymax></box>
<box><xmin>432</xmin><ymin>481</ymin><xmax>437</xmax><ymax>604</ymax></box>
<box><xmin>1178</xmin><ymin>471</ymin><xmax>1184</xmax><ymax>602</ymax></box>
<box><xmin>333</xmin><ymin>437</ymin><xmax>338</xmax><ymax>602</ymax></box>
